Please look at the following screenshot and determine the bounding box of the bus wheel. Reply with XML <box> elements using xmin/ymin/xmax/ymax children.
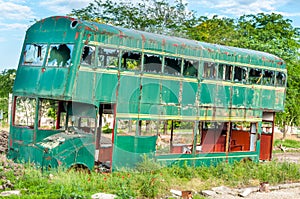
<box><xmin>241</xmin><ymin>157</ymin><xmax>252</xmax><ymax>163</ymax></box>
<box><xmin>69</xmin><ymin>164</ymin><xmax>90</xmax><ymax>174</ymax></box>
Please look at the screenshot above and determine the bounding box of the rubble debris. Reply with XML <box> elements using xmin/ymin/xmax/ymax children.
<box><xmin>0</xmin><ymin>190</ymin><xmax>21</xmax><ymax>197</ymax></box>
<box><xmin>0</xmin><ymin>130</ymin><xmax>8</xmax><ymax>154</ymax></box>
<box><xmin>91</xmin><ymin>192</ymin><xmax>117</xmax><ymax>199</ymax></box>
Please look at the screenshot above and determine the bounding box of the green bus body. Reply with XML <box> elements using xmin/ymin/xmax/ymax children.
<box><xmin>8</xmin><ymin>16</ymin><xmax>286</xmax><ymax>171</ymax></box>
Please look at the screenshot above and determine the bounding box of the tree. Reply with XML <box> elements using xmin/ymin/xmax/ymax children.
<box><xmin>69</xmin><ymin>0</ymin><xmax>196</xmax><ymax>36</ymax></box>
<box><xmin>0</xmin><ymin>69</ymin><xmax>16</xmax><ymax>121</ymax></box>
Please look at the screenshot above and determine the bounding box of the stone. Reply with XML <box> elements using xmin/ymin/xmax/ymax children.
<box><xmin>91</xmin><ymin>193</ymin><xmax>117</xmax><ymax>199</ymax></box>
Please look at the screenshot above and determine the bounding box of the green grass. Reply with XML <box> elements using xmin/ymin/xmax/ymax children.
<box><xmin>2</xmin><ymin>156</ymin><xmax>300</xmax><ymax>198</ymax></box>
<box><xmin>274</xmin><ymin>139</ymin><xmax>300</xmax><ymax>149</ymax></box>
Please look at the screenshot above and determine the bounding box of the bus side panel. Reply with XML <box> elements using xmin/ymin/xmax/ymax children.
<box><xmin>141</xmin><ymin>78</ymin><xmax>160</xmax><ymax>104</ymax></box>
<box><xmin>118</xmin><ymin>74</ymin><xmax>140</xmax><ymax>115</ymax></box>
<box><xmin>274</xmin><ymin>89</ymin><xmax>285</xmax><ymax>110</ymax></box>
<box><xmin>199</xmin><ymin>83</ymin><xmax>216</xmax><ymax>106</ymax></box>
<box><xmin>182</xmin><ymin>81</ymin><xmax>198</xmax><ymax>105</ymax></box>
<box><xmin>112</xmin><ymin>135</ymin><xmax>156</xmax><ymax>170</ymax></box>
<box><xmin>246</xmin><ymin>87</ymin><xmax>261</xmax><ymax>109</ymax></box>
<box><xmin>215</xmin><ymin>85</ymin><xmax>231</xmax><ymax>108</ymax></box>
<box><xmin>232</xmin><ymin>85</ymin><xmax>246</xmax><ymax>107</ymax></box>
<box><xmin>96</xmin><ymin>72</ymin><xmax>118</xmax><ymax>102</ymax></box>
<box><xmin>37</xmin><ymin>68</ymin><xmax>68</xmax><ymax>96</ymax></box>
<box><xmin>261</xmin><ymin>89</ymin><xmax>275</xmax><ymax>109</ymax></box>
<box><xmin>13</xmin><ymin>67</ymin><xmax>39</xmax><ymax>93</ymax></box>
<box><xmin>161</xmin><ymin>79</ymin><xmax>180</xmax><ymax>104</ymax></box>
<box><xmin>74</xmin><ymin>71</ymin><xmax>94</xmax><ymax>102</ymax></box>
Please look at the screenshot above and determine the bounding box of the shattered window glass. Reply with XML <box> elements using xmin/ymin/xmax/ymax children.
<box><xmin>121</xmin><ymin>51</ymin><xmax>141</xmax><ymax>71</ymax></box>
<box><xmin>46</xmin><ymin>44</ymin><xmax>74</xmax><ymax>67</ymax></box>
<box><xmin>183</xmin><ymin>59</ymin><xmax>198</xmax><ymax>77</ymax></box>
<box><xmin>203</xmin><ymin>62</ymin><xmax>217</xmax><ymax>79</ymax></box>
<box><xmin>22</xmin><ymin>44</ymin><xmax>47</xmax><ymax>66</ymax></box>
<box><xmin>14</xmin><ymin>97</ymin><xmax>36</xmax><ymax>128</ymax></box>
<box><xmin>275</xmin><ymin>72</ymin><xmax>286</xmax><ymax>87</ymax></box>
<box><xmin>98</xmin><ymin>47</ymin><xmax>120</xmax><ymax>68</ymax></box>
<box><xmin>81</xmin><ymin>45</ymin><xmax>96</xmax><ymax>66</ymax></box>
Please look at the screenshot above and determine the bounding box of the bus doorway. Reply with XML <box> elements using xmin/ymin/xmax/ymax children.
<box><xmin>95</xmin><ymin>104</ymin><xmax>115</xmax><ymax>170</ymax></box>
<box><xmin>260</xmin><ymin>112</ymin><xmax>275</xmax><ymax>161</ymax></box>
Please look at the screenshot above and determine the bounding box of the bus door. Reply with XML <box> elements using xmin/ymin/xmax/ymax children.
<box><xmin>260</xmin><ymin>112</ymin><xmax>275</xmax><ymax>161</ymax></box>
<box><xmin>95</xmin><ymin>104</ymin><xmax>115</xmax><ymax>169</ymax></box>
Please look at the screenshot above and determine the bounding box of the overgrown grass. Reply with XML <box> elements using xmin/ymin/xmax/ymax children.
<box><xmin>2</xmin><ymin>157</ymin><xmax>300</xmax><ymax>198</ymax></box>
<box><xmin>274</xmin><ymin>139</ymin><xmax>300</xmax><ymax>149</ymax></box>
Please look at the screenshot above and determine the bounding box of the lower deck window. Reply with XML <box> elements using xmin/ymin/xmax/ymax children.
<box><xmin>13</xmin><ymin>97</ymin><xmax>36</xmax><ymax>128</ymax></box>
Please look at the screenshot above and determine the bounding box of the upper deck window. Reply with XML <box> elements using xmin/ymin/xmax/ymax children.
<box><xmin>183</xmin><ymin>59</ymin><xmax>198</xmax><ymax>77</ymax></box>
<box><xmin>233</xmin><ymin>66</ymin><xmax>247</xmax><ymax>83</ymax></box>
<box><xmin>98</xmin><ymin>47</ymin><xmax>120</xmax><ymax>68</ymax></box>
<box><xmin>121</xmin><ymin>51</ymin><xmax>141</xmax><ymax>71</ymax></box>
<box><xmin>263</xmin><ymin>70</ymin><xmax>275</xmax><ymax>85</ymax></box>
<box><xmin>81</xmin><ymin>45</ymin><xmax>96</xmax><ymax>66</ymax></box>
<box><xmin>144</xmin><ymin>54</ymin><xmax>162</xmax><ymax>73</ymax></box>
<box><xmin>249</xmin><ymin>68</ymin><xmax>262</xmax><ymax>84</ymax></box>
<box><xmin>164</xmin><ymin>57</ymin><xmax>182</xmax><ymax>76</ymax></box>
<box><xmin>275</xmin><ymin>72</ymin><xmax>286</xmax><ymax>86</ymax></box>
<box><xmin>203</xmin><ymin>62</ymin><xmax>217</xmax><ymax>79</ymax></box>
<box><xmin>218</xmin><ymin>64</ymin><xmax>232</xmax><ymax>81</ymax></box>
<box><xmin>22</xmin><ymin>44</ymin><xmax>47</xmax><ymax>66</ymax></box>
<box><xmin>46</xmin><ymin>44</ymin><xmax>73</xmax><ymax>67</ymax></box>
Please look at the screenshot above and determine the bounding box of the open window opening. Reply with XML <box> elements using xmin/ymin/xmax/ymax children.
<box><xmin>98</xmin><ymin>47</ymin><xmax>120</xmax><ymax>68</ymax></box>
<box><xmin>143</xmin><ymin>54</ymin><xmax>162</xmax><ymax>73</ymax></box>
<box><xmin>121</xmin><ymin>51</ymin><xmax>141</xmax><ymax>71</ymax></box>
<box><xmin>164</xmin><ymin>57</ymin><xmax>182</xmax><ymax>76</ymax></box>
<box><xmin>275</xmin><ymin>72</ymin><xmax>286</xmax><ymax>87</ymax></box>
<box><xmin>95</xmin><ymin>104</ymin><xmax>115</xmax><ymax>169</ymax></box>
<box><xmin>218</xmin><ymin>64</ymin><xmax>232</xmax><ymax>81</ymax></box>
<box><xmin>47</xmin><ymin>44</ymin><xmax>73</xmax><ymax>67</ymax></box>
<box><xmin>22</xmin><ymin>44</ymin><xmax>47</xmax><ymax>66</ymax></box>
<box><xmin>13</xmin><ymin>96</ymin><xmax>36</xmax><ymax>128</ymax></box>
<box><xmin>233</xmin><ymin>66</ymin><xmax>247</xmax><ymax>83</ymax></box>
<box><xmin>203</xmin><ymin>62</ymin><xmax>217</xmax><ymax>79</ymax></box>
<box><xmin>249</xmin><ymin>68</ymin><xmax>262</xmax><ymax>84</ymax></box>
<box><xmin>199</xmin><ymin>122</ymin><xmax>227</xmax><ymax>153</ymax></box>
<box><xmin>183</xmin><ymin>59</ymin><xmax>198</xmax><ymax>77</ymax></box>
<box><xmin>262</xmin><ymin>70</ymin><xmax>275</xmax><ymax>85</ymax></box>
<box><xmin>156</xmin><ymin>120</ymin><xmax>195</xmax><ymax>155</ymax></box>
<box><xmin>81</xmin><ymin>45</ymin><xmax>96</xmax><ymax>66</ymax></box>
<box><xmin>230</xmin><ymin>122</ymin><xmax>255</xmax><ymax>152</ymax></box>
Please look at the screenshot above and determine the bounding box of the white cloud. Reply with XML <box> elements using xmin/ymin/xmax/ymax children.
<box><xmin>0</xmin><ymin>0</ymin><xmax>35</xmax><ymax>20</ymax></box>
<box><xmin>39</xmin><ymin>0</ymin><xmax>93</xmax><ymax>14</ymax></box>
<box><xmin>189</xmin><ymin>0</ymin><xmax>290</xmax><ymax>16</ymax></box>
<box><xmin>0</xmin><ymin>21</ymin><xmax>29</xmax><ymax>31</ymax></box>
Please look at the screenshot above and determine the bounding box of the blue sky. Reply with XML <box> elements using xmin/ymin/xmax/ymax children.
<box><xmin>0</xmin><ymin>0</ymin><xmax>299</xmax><ymax>71</ymax></box>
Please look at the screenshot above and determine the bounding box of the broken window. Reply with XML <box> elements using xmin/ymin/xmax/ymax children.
<box><xmin>117</xmin><ymin>120</ymin><xmax>137</xmax><ymax>136</ymax></box>
<box><xmin>262</xmin><ymin>70</ymin><xmax>275</xmax><ymax>85</ymax></box>
<box><xmin>120</xmin><ymin>51</ymin><xmax>141</xmax><ymax>71</ymax></box>
<box><xmin>156</xmin><ymin>120</ymin><xmax>195</xmax><ymax>155</ymax></box>
<box><xmin>14</xmin><ymin>97</ymin><xmax>36</xmax><ymax>128</ymax></box>
<box><xmin>22</xmin><ymin>44</ymin><xmax>47</xmax><ymax>66</ymax></box>
<box><xmin>164</xmin><ymin>57</ymin><xmax>182</xmax><ymax>76</ymax></box>
<box><xmin>203</xmin><ymin>62</ymin><xmax>217</xmax><ymax>79</ymax></box>
<box><xmin>81</xmin><ymin>45</ymin><xmax>96</xmax><ymax>66</ymax></box>
<box><xmin>275</xmin><ymin>72</ymin><xmax>286</xmax><ymax>86</ymax></box>
<box><xmin>47</xmin><ymin>44</ymin><xmax>73</xmax><ymax>67</ymax></box>
<box><xmin>143</xmin><ymin>54</ymin><xmax>162</xmax><ymax>73</ymax></box>
<box><xmin>230</xmin><ymin>122</ymin><xmax>252</xmax><ymax>152</ymax></box>
<box><xmin>98</xmin><ymin>47</ymin><xmax>120</xmax><ymax>68</ymax></box>
<box><xmin>183</xmin><ymin>59</ymin><xmax>199</xmax><ymax>77</ymax></box>
<box><xmin>218</xmin><ymin>64</ymin><xmax>232</xmax><ymax>81</ymax></box>
<box><xmin>233</xmin><ymin>66</ymin><xmax>247</xmax><ymax>83</ymax></box>
<box><xmin>249</xmin><ymin>68</ymin><xmax>262</xmax><ymax>84</ymax></box>
<box><xmin>200</xmin><ymin>122</ymin><xmax>227</xmax><ymax>153</ymax></box>
<box><xmin>66</xmin><ymin>102</ymin><xmax>97</xmax><ymax>134</ymax></box>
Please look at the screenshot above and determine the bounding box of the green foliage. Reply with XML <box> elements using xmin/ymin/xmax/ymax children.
<box><xmin>0</xmin><ymin>69</ymin><xmax>16</xmax><ymax>120</ymax></box>
<box><xmin>274</xmin><ymin>139</ymin><xmax>300</xmax><ymax>149</ymax></box>
<box><xmin>69</xmin><ymin>0</ymin><xmax>196</xmax><ymax>36</ymax></box>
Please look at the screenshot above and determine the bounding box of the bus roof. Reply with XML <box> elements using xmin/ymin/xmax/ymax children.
<box><xmin>31</xmin><ymin>16</ymin><xmax>286</xmax><ymax>69</ymax></box>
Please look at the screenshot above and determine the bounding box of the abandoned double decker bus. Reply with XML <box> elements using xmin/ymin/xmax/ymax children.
<box><xmin>8</xmin><ymin>16</ymin><xmax>286</xmax><ymax>171</ymax></box>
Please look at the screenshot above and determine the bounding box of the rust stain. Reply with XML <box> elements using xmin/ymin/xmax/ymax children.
<box><xmin>75</xmin><ymin>32</ymin><xmax>79</xmax><ymax>40</ymax></box>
